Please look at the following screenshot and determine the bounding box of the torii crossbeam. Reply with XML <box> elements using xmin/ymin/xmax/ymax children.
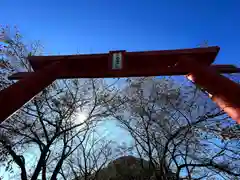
<box><xmin>1</xmin><ymin>46</ymin><xmax>240</xmax><ymax>123</ymax></box>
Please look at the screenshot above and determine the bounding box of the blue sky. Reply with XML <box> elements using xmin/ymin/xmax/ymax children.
<box><xmin>1</xmin><ymin>0</ymin><xmax>240</xmax><ymax>66</ymax></box>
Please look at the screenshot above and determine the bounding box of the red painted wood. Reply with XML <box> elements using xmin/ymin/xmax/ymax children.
<box><xmin>28</xmin><ymin>47</ymin><xmax>219</xmax><ymax>76</ymax></box>
<box><xmin>0</xmin><ymin>61</ymin><xmax>66</xmax><ymax>122</ymax></box>
<box><xmin>8</xmin><ymin>64</ymin><xmax>240</xmax><ymax>80</ymax></box>
<box><xmin>180</xmin><ymin>58</ymin><xmax>240</xmax><ymax>124</ymax></box>
<box><xmin>2</xmin><ymin>46</ymin><xmax>240</xmax><ymax>124</ymax></box>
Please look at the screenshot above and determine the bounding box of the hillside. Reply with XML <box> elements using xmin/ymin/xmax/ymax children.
<box><xmin>76</xmin><ymin>156</ymin><xmax>178</xmax><ymax>180</ymax></box>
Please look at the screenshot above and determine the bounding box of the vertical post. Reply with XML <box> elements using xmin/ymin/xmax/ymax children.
<box><xmin>180</xmin><ymin>58</ymin><xmax>240</xmax><ymax>124</ymax></box>
<box><xmin>0</xmin><ymin>60</ymin><xmax>65</xmax><ymax>122</ymax></box>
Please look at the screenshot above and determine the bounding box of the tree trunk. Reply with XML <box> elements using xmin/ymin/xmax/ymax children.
<box><xmin>42</xmin><ymin>163</ymin><xmax>47</xmax><ymax>180</ymax></box>
<box><xmin>31</xmin><ymin>146</ymin><xmax>49</xmax><ymax>180</ymax></box>
<box><xmin>50</xmin><ymin>157</ymin><xmax>65</xmax><ymax>180</ymax></box>
<box><xmin>5</xmin><ymin>145</ymin><xmax>27</xmax><ymax>180</ymax></box>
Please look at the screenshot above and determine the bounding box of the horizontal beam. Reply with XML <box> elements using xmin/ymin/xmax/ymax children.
<box><xmin>28</xmin><ymin>46</ymin><xmax>220</xmax><ymax>72</ymax></box>
<box><xmin>8</xmin><ymin>64</ymin><xmax>240</xmax><ymax>80</ymax></box>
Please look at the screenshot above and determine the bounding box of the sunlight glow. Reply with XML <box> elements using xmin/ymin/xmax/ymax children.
<box><xmin>76</xmin><ymin>112</ymin><xmax>87</xmax><ymax>124</ymax></box>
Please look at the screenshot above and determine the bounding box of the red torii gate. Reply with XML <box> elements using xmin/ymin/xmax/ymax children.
<box><xmin>0</xmin><ymin>46</ymin><xmax>240</xmax><ymax>123</ymax></box>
